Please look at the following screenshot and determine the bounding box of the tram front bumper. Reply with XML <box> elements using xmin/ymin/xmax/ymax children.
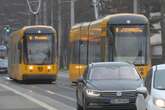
<box><xmin>23</xmin><ymin>74</ymin><xmax>57</xmax><ymax>81</ymax></box>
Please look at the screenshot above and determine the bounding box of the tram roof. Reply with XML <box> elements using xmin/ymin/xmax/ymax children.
<box><xmin>22</xmin><ymin>25</ymin><xmax>56</xmax><ymax>34</ymax></box>
<box><xmin>71</xmin><ymin>22</ymin><xmax>90</xmax><ymax>29</ymax></box>
<box><xmin>103</xmin><ymin>13</ymin><xmax>149</xmax><ymax>25</ymax></box>
<box><xmin>69</xmin><ymin>13</ymin><xmax>149</xmax><ymax>41</ymax></box>
<box><xmin>71</xmin><ymin>14</ymin><xmax>149</xmax><ymax>29</ymax></box>
<box><xmin>22</xmin><ymin>25</ymin><xmax>55</xmax><ymax>30</ymax></box>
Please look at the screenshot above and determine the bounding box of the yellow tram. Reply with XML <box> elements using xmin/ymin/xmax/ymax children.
<box><xmin>69</xmin><ymin>14</ymin><xmax>151</xmax><ymax>81</ymax></box>
<box><xmin>8</xmin><ymin>25</ymin><xmax>58</xmax><ymax>82</ymax></box>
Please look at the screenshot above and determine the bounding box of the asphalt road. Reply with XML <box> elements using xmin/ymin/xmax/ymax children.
<box><xmin>0</xmin><ymin>71</ymin><xmax>76</xmax><ymax>110</ymax></box>
<box><xmin>0</xmin><ymin>71</ymin><xmax>146</xmax><ymax>110</ymax></box>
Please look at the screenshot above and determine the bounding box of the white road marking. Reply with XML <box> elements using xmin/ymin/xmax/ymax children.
<box><xmin>4</xmin><ymin>76</ymin><xmax>12</xmax><ymax>81</ymax></box>
<box><xmin>29</xmin><ymin>90</ymin><xmax>33</xmax><ymax>93</ymax></box>
<box><xmin>43</xmin><ymin>87</ymin><xmax>76</xmax><ymax>102</ymax></box>
<box><xmin>34</xmin><ymin>86</ymin><xmax>76</xmax><ymax>102</ymax></box>
<box><xmin>45</xmin><ymin>90</ymin><xmax>76</xmax><ymax>103</ymax></box>
<box><xmin>56</xmin><ymin>84</ymin><xmax>74</xmax><ymax>91</ymax></box>
<box><xmin>0</xmin><ymin>84</ymin><xmax>58</xmax><ymax>110</ymax></box>
<box><xmin>46</xmin><ymin>90</ymin><xmax>56</xmax><ymax>95</ymax></box>
<box><xmin>1</xmin><ymin>75</ymin><xmax>77</xmax><ymax>108</ymax></box>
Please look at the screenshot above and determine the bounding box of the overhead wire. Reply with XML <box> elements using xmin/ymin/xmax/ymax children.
<box><xmin>26</xmin><ymin>0</ymin><xmax>42</xmax><ymax>15</ymax></box>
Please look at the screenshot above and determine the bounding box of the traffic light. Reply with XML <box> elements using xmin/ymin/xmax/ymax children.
<box><xmin>4</xmin><ymin>25</ymin><xmax>12</xmax><ymax>33</ymax></box>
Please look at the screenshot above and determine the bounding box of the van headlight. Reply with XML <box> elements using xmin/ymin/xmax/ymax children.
<box><xmin>154</xmin><ymin>98</ymin><xmax>165</xmax><ymax>108</ymax></box>
<box><xmin>86</xmin><ymin>89</ymin><xmax>100</xmax><ymax>97</ymax></box>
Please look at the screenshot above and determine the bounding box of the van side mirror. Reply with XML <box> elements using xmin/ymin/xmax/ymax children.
<box><xmin>136</xmin><ymin>87</ymin><xmax>148</xmax><ymax>98</ymax></box>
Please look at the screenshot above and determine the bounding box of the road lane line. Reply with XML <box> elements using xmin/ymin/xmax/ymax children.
<box><xmin>30</xmin><ymin>84</ymin><xmax>76</xmax><ymax>102</ymax></box>
<box><xmin>56</xmin><ymin>84</ymin><xmax>75</xmax><ymax>91</ymax></box>
<box><xmin>46</xmin><ymin>90</ymin><xmax>56</xmax><ymax>95</ymax></box>
<box><xmin>4</xmin><ymin>76</ymin><xmax>12</xmax><ymax>80</ymax></box>
<box><xmin>45</xmin><ymin>89</ymin><xmax>76</xmax><ymax>102</ymax></box>
<box><xmin>0</xmin><ymin>84</ymin><xmax>58</xmax><ymax>110</ymax></box>
<box><xmin>51</xmin><ymin>91</ymin><xmax>76</xmax><ymax>102</ymax></box>
<box><xmin>33</xmin><ymin>86</ymin><xmax>76</xmax><ymax>102</ymax></box>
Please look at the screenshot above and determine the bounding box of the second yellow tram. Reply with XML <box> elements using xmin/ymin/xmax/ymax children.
<box><xmin>69</xmin><ymin>14</ymin><xmax>151</xmax><ymax>81</ymax></box>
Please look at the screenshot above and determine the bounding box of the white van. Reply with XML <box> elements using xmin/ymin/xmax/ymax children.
<box><xmin>145</xmin><ymin>64</ymin><xmax>165</xmax><ymax>110</ymax></box>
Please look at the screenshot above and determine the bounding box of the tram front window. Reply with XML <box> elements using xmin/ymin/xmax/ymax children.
<box><xmin>111</xmin><ymin>25</ymin><xmax>147</xmax><ymax>65</ymax></box>
<box><xmin>25</xmin><ymin>34</ymin><xmax>53</xmax><ymax>65</ymax></box>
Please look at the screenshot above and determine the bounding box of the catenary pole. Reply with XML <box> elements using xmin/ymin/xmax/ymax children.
<box><xmin>133</xmin><ymin>0</ymin><xmax>138</xmax><ymax>13</ymax></box>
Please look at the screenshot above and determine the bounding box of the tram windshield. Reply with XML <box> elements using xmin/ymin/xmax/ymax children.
<box><xmin>25</xmin><ymin>34</ymin><xmax>54</xmax><ymax>65</ymax></box>
<box><xmin>111</xmin><ymin>25</ymin><xmax>147</xmax><ymax>65</ymax></box>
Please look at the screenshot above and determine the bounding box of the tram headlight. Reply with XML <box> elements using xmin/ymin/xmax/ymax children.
<box><xmin>75</xmin><ymin>65</ymin><xmax>83</xmax><ymax>69</ymax></box>
<box><xmin>47</xmin><ymin>66</ymin><xmax>51</xmax><ymax>70</ymax></box>
<box><xmin>29</xmin><ymin>66</ymin><xmax>34</xmax><ymax>70</ymax></box>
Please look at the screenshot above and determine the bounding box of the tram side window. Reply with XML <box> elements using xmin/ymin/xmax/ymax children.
<box><xmin>11</xmin><ymin>43</ymin><xmax>14</xmax><ymax>64</ymax></box>
<box><xmin>18</xmin><ymin>41</ymin><xmax>22</xmax><ymax>63</ymax></box>
<box><xmin>101</xmin><ymin>38</ymin><xmax>109</xmax><ymax>62</ymax></box>
<box><xmin>9</xmin><ymin>39</ymin><xmax>13</xmax><ymax>65</ymax></box>
<box><xmin>13</xmin><ymin>41</ymin><xmax>17</xmax><ymax>64</ymax></box>
<box><xmin>88</xmin><ymin>38</ymin><xmax>101</xmax><ymax>64</ymax></box>
<box><xmin>71</xmin><ymin>41</ymin><xmax>79</xmax><ymax>64</ymax></box>
<box><xmin>14</xmin><ymin>38</ymin><xmax>21</xmax><ymax>64</ymax></box>
<box><xmin>15</xmin><ymin>42</ymin><xmax>18</xmax><ymax>64</ymax></box>
<box><xmin>54</xmin><ymin>35</ymin><xmax>58</xmax><ymax>63</ymax></box>
<box><xmin>80</xmin><ymin>41</ymin><xmax>87</xmax><ymax>64</ymax></box>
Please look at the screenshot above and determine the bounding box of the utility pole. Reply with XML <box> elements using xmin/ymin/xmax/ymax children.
<box><xmin>27</xmin><ymin>11</ymin><xmax>31</xmax><ymax>25</ymax></box>
<box><xmin>51</xmin><ymin>0</ymin><xmax>54</xmax><ymax>26</ymax></box>
<box><xmin>133</xmin><ymin>0</ymin><xmax>138</xmax><ymax>13</ymax></box>
<box><xmin>43</xmin><ymin>1</ymin><xmax>47</xmax><ymax>25</ymax></box>
<box><xmin>57</xmin><ymin>0</ymin><xmax>62</xmax><ymax>67</ymax></box>
<box><xmin>92</xmin><ymin>0</ymin><xmax>99</xmax><ymax>19</ymax></box>
<box><xmin>36</xmin><ymin>13</ymin><xmax>39</xmax><ymax>25</ymax></box>
<box><xmin>70</xmin><ymin>0</ymin><xmax>76</xmax><ymax>26</ymax></box>
<box><xmin>143</xmin><ymin>1</ymin><xmax>150</xmax><ymax>18</ymax></box>
<box><xmin>161</xmin><ymin>0</ymin><xmax>165</xmax><ymax>62</ymax></box>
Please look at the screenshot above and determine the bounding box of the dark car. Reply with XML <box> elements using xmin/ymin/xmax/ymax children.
<box><xmin>76</xmin><ymin>62</ymin><xmax>147</xmax><ymax>110</ymax></box>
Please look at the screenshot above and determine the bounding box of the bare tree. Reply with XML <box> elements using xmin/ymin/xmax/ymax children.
<box><xmin>161</xmin><ymin>0</ymin><xmax>165</xmax><ymax>63</ymax></box>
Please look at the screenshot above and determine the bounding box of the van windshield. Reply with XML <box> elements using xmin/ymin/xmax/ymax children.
<box><xmin>154</xmin><ymin>69</ymin><xmax>165</xmax><ymax>90</ymax></box>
